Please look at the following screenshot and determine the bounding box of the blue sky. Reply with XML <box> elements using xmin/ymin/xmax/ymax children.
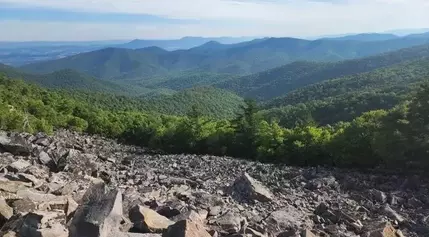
<box><xmin>1</xmin><ymin>0</ymin><xmax>429</xmax><ymax>41</ymax></box>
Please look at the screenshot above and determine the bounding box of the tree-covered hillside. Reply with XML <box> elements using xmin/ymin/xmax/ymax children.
<box><xmin>146</xmin><ymin>72</ymin><xmax>237</xmax><ymax>90</ymax></box>
<box><xmin>3</xmin><ymin>74</ymin><xmax>429</xmax><ymax>170</ymax></box>
<box><xmin>20</xmin><ymin>36</ymin><xmax>429</xmax><ymax>81</ymax></box>
<box><xmin>0</xmin><ymin>63</ymin><xmax>131</xmax><ymax>94</ymax></box>
<box><xmin>261</xmin><ymin>59</ymin><xmax>429</xmax><ymax>126</ymax></box>
<box><xmin>67</xmin><ymin>87</ymin><xmax>244</xmax><ymax>119</ymax></box>
<box><xmin>217</xmin><ymin>44</ymin><xmax>429</xmax><ymax>100</ymax></box>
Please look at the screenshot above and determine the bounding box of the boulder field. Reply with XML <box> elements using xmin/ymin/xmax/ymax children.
<box><xmin>1</xmin><ymin>130</ymin><xmax>428</xmax><ymax>236</ymax></box>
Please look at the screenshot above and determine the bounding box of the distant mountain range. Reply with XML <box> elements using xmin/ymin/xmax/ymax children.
<box><xmin>19</xmin><ymin>34</ymin><xmax>429</xmax><ymax>81</ymax></box>
<box><xmin>2</xmin><ymin>32</ymin><xmax>429</xmax><ymax>67</ymax></box>
<box><xmin>321</xmin><ymin>33</ymin><xmax>399</xmax><ymax>41</ymax></box>
<box><xmin>0</xmin><ymin>37</ymin><xmax>254</xmax><ymax>66</ymax></box>
<box><xmin>117</xmin><ymin>36</ymin><xmax>255</xmax><ymax>50</ymax></box>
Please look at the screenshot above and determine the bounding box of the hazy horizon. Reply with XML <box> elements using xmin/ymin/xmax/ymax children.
<box><xmin>1</xmin><ymin>0</ymin><xmax>429</xmax><ymax>41</ymax></box>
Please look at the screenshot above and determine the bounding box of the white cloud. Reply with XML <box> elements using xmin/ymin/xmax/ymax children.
<box><xmin>1</xmin><ymin>0</ymin><xmax>429</xmax><ymax>40</ymax></box>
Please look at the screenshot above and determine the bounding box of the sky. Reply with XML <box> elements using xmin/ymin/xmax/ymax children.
<box><xmin>1</xmin><ymin>0</ymin><xmax>429</xmax><ymax>41</ymax></box>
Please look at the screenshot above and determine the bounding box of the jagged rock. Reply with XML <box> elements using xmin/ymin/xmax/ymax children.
<box><xmin>129</xmin><ymin>205</ymin><xmax>174</xmax><ymax>233</ymax></box>
<box><xmin>0</xmin><ymin>197</ymin><xmax>13</xmax><ymax>226</ymax></box>
<box><xmin>0</xmin><ymin>211</ymin><xmax>68</xmax><ymax>237</ymax></box>
<box><xmin>363</xmin><ymin>222</ymin><xmax>398</xmax><ymax>237</ymax></box>
<box><xmin>314</xmin><ymin>203</ymin><xmax>329</xmax><ymax>216</ymax></box>
<box><xmin>371</xmin><ymin>189</ymin><xmax>387</xmax><ymax>203</ymax></box>
<box><xmin>245</xmin><ymin>227</ymin><xmax>267</xmax><ymax>237</ymax></box>
<box><xmin>69</xmin><ymin>183</ymin><xmax>123</xmax><ymax>237</ymax></box>
<box><xmin>157</xmin><ymin>205</ymin><xmax>182</xmax><ymax>219</ymax></box>
<box><xmin>164</xmin><ymin>219</ymin><xmax>211</xmax><ymax>237</ymax></box>
<box><xmin>16</xmin><ymin>189</ymin><xmax>68</xmax><ymax>205</ymax></box>
<box><xmin>11</xmin><ymin>199</ymin><xmax>37</xmax><ymax>213</ymax></box>
<box><xmin>25</xmin><ymin>165</ymin><xmax>50</xmax><ymax>180</ymax></box>
<box><xmin>0</xmin><ymin>179</ymin><xmax>32</xmax><ymax>193</ymax></box>
<box><xmin>66</xmin><ymin>197</ymin><xmax>78</xmax><ymax>221</ymax></box>
<box><xmin>172</xmin><ymin>210</ymin><xmax>206</xmax><ymax>223</ymax></box>
<box><xmin>211</xmin><ymin>211</ymin><xmax>242</xmax><ymax>234</ymax></box>
<box><xmin>407</xmin><ymin>197</ymin><xmax>423</xmax><ymax>208</ymax></box>
<box><xmin>17</xmin><ymin>173</ymin><xmax>43</xmax><ymax>188</ymax></box>
<box><xmin>119</xmin><ymin>215</ymin><xmax>133</xmax><ymax>232</ymax></box>
<box><xmin>0</xmin><ymin>133</ymin><xmax>31</xmax><ymax>156</ymax></box>
<box><xmin>266</xmin><ymin>205</ymin><xmax>312</xmax><ymax>235</ymax></box>
<box><xmin>301</xmin><ymin>229</ymin><xmax>318</xmax><ymax>237</ymax></box>
<box><xmin>209</xmin><ymin>206</ymin><xmax>222</xmax><ymax>216</ymax></box>
<box><xmin>382</xmin><ymin>205</ymin><xmax>405</xmax><ymax>223</ymax></box>
<box><xmin>2</xmin><ymin>231</ymin><xmax>17</xmax><ymax>237</ymax></box>
<box><xmin>7</xmin><ymin>160</ymin><xmax>31</xmax><ymax>172</ymax></box>
<box><xmin>35</xmin><ymin>137</ymin><xmax>51</xmax><ymax>147</ymax></box>
<box><xmin>232</xmin><ymin>173</ymin><xmax>273</xmax><ymax>202</ymax></box>
<box><xmin>305</xmin><ymin>176</ymin><xmax>338</xmax><ymax>190</ymax></box>
<box><xmin>192</xmin><ymin>191</ymin><xmax>224</xmax><ymax>209</ymax></box>
<box><xmin>38</xmin><ymin>151</ymin><xmax>56</xmax><ymax>170</ymax></box>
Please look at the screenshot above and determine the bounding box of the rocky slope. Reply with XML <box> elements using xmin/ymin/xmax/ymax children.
<box><xmin>0</xmin><ymin>130</ymin><xmax>428</xmax><ymax>237</ymax></box>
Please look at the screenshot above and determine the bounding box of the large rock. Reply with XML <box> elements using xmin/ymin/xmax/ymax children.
<box><xmin>371</xmin><ymin>189</ymin><xmax>387</xmax><ymax>204</ymax></box>
<box><xmin>172</xmin><ymin>210</ymin><xmax>206</xmax><ymax>224</ymax></box>
<box><xmin>69</xmin><ymin>183</ymin><xmax>123</xmax><ymax>237</ymax></box>
<box><xmin>16</xmin><ymin>173</ymin><xmax>43</xmax><ymax>188</ymax></box>
<box><xmin>7</xmin><ymin>160</ymin><xmax>31</xmax><ymax>172</ymax></box>
<box><xmin>232</xmin><ymin>173</ymin><xmax>273</xmax><ymax>202</ymax></box>
<box><xmin>0</xmin><ymin>211</ymin><xmax>68</xmax><ymax>237</ymax></box>
<box><xmin>38</xmin><ymin>151</ymin><xmax>57</xmax><ymax>171</ymax></box>
<box><xmin>363</xmin><ymin>222</ymin><xmax>398</xmax><ymax>237</ymax></box>
<box><xmin>211</xmin><ymin>211</ymin><xmax>242</xmax><ymax>234</ymax></box>
<box><xmin>0</xmin><ymin>179</ymin><xmax>32</xmax><ymax>193</ymax></box>
<box><xmin>382</xmin><ymin>205</ymin><xmax>405</xmax><ymax>223</ymax></box>
<box><xmin>0</xmin><ymin>133</ymin><xmax>32</xmax><ymax>156</ymax></box>
<box><xmin>164</xmin><ymin>219</ymin><xmax>211</xmax><ymax>237</ymax></box>
<box><xmin>266</xmin><ymin>205</ymin><xmax>312</xmax><ymax>235</ymax></box>
<box><xmin>301</xmin><ymin>229</ymin><xmax>318</xmax><ymax>237</ymax></box>
<box><xmin>129</xmin><ymin>205</ymin><xmax>174</xmax><ymax>233</ymax></box>
<box><xmin>16</xmin><ymin>189</ymin><xmax>68</xmax><ymax>205</ymax></box>
<box><xmin>0</xmin><ymin>197</ymin><xmax>13</xmax><ymax>226</ymax></box>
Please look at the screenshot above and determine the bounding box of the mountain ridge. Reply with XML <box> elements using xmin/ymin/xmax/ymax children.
<box><xmin>20</xmin><ymin>36</ymin><xmax>429</xmax><ymax>81</ymax></box>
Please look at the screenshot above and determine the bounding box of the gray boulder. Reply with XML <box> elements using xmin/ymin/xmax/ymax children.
<box><xmin>231</xmin><ymin>173</ymin><xmax>273</xmax><ymax>203</ymax></box>
<box><xmin>0</xmin><ymin>132</ymin><xmax>32</xmax><ymax>156</ymax></box>
<box><xmin>69</xmin><ymin>183</ymin><xmax>123</xmax><ymax>237</ymax></box>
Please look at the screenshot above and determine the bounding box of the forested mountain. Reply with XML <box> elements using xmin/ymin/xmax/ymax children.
<box><xmin>217</xmin><ymin>44</ymin><xmax>429</xmax><ymax>100</ymax></box>
<box><xmin>20</xmin><ymin>36</ymin><xmax>429</xmax><ymax>81</ymax></box>
<box><xmin>0</xmin><ymin>63</ymin><xmax>130</xmax><ymax>94</ymax></box>
<box><xmin>260</xmin><ymin>58</ymin><xmax>429</xmax><ymax>126</ymax></box>
<box><xmin>265</xmin><ymin>59</ymin><xmax>429</xmax><ymax>108</ymax></box>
